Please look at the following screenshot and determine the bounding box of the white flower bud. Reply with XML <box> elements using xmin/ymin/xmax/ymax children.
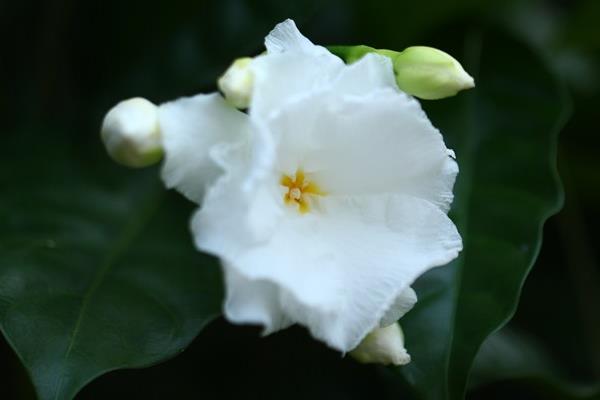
<box><xmin>393</xmin><ymin>46</ymin><xmax>475</xmax><ymax>100</ymax></box>
<box><xmin>350</xmin><ymin>322</ymin><xmax>411</xmax><ymax>366</ymax></box>
<box><xmin>100</xmin><ymin>97</ymin><xmax>163</xmax><ymax>168</ymax></box>
<box><xmin>218</xmin><ymin>57</ymin><xmax>254</xmax><ymax>109</ymax></box>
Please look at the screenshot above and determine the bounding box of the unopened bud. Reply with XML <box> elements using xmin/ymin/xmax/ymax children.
<box><xmin>350</xmin><ymin>323</ymin><xmax>411</xmax><ymax>366</ymax></box>
<box><xmin>218</xmin><ymin>57</ymin><xmax>254</xmax><ymax>109</ymax></box>
<box><xmin>393</xmin><ymin>46</ymin><xmax>475</xmax><ymax>100</ymax></box>
<box><xmin>329</xmin><ymin>45</ymin><xmax>474</xmax><ymax>100</ymax></box>
<box><xmin>100</xmin><ymin>97</ymin><xmax>163</xmax><ymax>168</ymax></box>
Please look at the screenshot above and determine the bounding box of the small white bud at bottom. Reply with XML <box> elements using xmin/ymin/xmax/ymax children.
<box><xmin>350</xmin><ymin>322</ymin><xmax>411</xmax><ymax>366</ymax></box>
<box><xmin>101</xmin><ymin>97</ymin><xmax>163</xmax><ymax>168</ymax></box>
<box><xmin>218</xmin><ymin>57</ymin><xmax>254</xmax><ymax>109</ymax></box>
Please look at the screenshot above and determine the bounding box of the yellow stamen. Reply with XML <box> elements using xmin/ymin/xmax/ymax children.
<box><xmin>280</xmin><ymin>169</ymin><xmax>325</xmax><ymax>214</ymax></box>
<box><xmin>280</xmin><ymin>175</ymin><xmax>293</xmax><ymax>187</ymax></box>
<box><xmin>303</xmin><ymin>181</ymin><xmax>325</xmax><ymax>196</ymax></box>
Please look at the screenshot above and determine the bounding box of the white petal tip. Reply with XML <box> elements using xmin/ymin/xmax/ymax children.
<box><xmin>264</xmin><ymin>19</ymin><xmax>314</xmax><ymax>54</ymax></box>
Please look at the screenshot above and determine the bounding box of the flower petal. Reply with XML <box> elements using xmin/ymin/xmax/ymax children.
<box><xmin>223</xmin><ymin>264</ymin><xmax>292</xmax><ymax>334</ymax></box>
<box><xmin>158</xmin><ymin>93</ymin><xmax>249</xmax><ymax>203</ymax></box>
<box><xmin>253</xmin><ymin>23</ymin><xmax>397</xmax><ymax>120</ymax></box>
<box><xmin>249</xmin><ymin>53</ymin><xmax>342</xmax><ymax>119</ymax></box>
<box><xmin>379</xmin><ymin>287</ymin><xmax>417</xmax><ymax>328</ymax></box>
<box><xmin>190</xmin><ymin>127</ymin><xmax>282</xmax><ymax>258</ymax></box>
<box><xmin>201</xmin><ymin>193</ymin><xmax>461</xmax><ymax>351</ymax></box>
<box><xmin>264</xmin><ymin>19</ymin><xmax>327</xmax><ymax>55</ymax></box>
<box><xmin>250</xmin><ymin>20</ymin><xmax>344</xmax><ymax>119</ymax></box>
<box><xmin>266</xmin><ymin>87</ymin><xmax>458</xmax><ymax>211</ymax></box>
<box><xmin>330</xmin><ymin>53</ymin><xmax>398</xmax><ymax>96</ymax></box>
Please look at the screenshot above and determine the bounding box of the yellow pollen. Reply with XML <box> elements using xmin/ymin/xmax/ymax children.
<box><xmin>280</xmin><ymin>169</ymin><xmax>325</xmax><ymax>214</ymax></box>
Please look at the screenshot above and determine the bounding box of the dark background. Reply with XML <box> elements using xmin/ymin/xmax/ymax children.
<box><xmin>1</xmin><ymin>0</ymin><xmax>599</xmax><ymax>398</ymax></box>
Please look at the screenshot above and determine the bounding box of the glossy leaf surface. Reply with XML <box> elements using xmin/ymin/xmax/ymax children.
<box><xmin>397</xmin><ymin>29</ymin><xmax>567</xmax><ymax>400</ymax></box>
<box><xmin>0</xmin><ymin>134</ymin><xmax>223</xmax><ymax>400</ymax></box>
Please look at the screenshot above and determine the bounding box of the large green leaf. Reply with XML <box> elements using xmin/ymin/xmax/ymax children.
<box><xmin>397</xmin><ymin>29</ymin><xmax>568</xmax><ymax>399</ymax></box>
<box><xmin>0</xmin><ymin>132</ymin><xmax>222</xmax><ymax>400</ymax></box>
<box><xmin>469</xmin><ymin>327</ymin><xmax>600</xmax><ymax>399</ymax></box>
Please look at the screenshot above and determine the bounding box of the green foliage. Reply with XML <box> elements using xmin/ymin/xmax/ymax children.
<box><xmin>0</xmin><ymin>134</ymin><xmax>223</xmax><ymax>400</ymax></box>
<box><xmin>397</xmin><ymin>29</ymin><xmax>567</xmax><ymax>399</ymax></box>
<box><xmin>470</xmin><ymin>327</ymin><xmax>600</xmax><ymax>399</ymax></box>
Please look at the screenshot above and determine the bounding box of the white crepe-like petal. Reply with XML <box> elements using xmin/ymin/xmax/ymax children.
<box><xmin>426</xmin><ymin>154</ymin><xmax>459</xmax><ymax>213</ymax></box>
<box><xmin>158</xmin><ymin>93</ymin><xmax>249</xmax><ymax>203</ymax></box>
<box><xmin>330</xmin><ymin>53</ymin><xmax>398</xmax><ymax>96</ymax></box>
<box><xmin>379</xmin><ymin>287</ymin><xmax>418</xmax><ymax>328</ymax></box>
<box><xmin>198</xmin><ymin>193</ymin><xmax>462</xmax><ymax>351</ymax></box>
<box><xmin>249</xmin><ymin>53</ymin><xmax>343</xmax><ymax>120</ymax></box>
<box><xmin>265</xmin><ymin>19</ymin><xmax>328</xmax><ymax>56</ymax></box>
<box><xmin>267</xmin><ymin>87</ymin><xmax>457</xmax><ymax>211</ymax></box>
<box><xmin>254</xmin><ymin>24</ymin><xmax>395</xmax><ymax>119</ymax></box>
<box><xmin>250</xmin><ymin>21</ymin><xmax>344</xmax><ymax>119</ymax></box>
<box><xmin>193</xmin><ymin>168</ymin><xmax>283</xmax><ymax>257</ymax></box>
<box><xmin>191</xmin><ymin>123</ymin><xmax>282</xmax><ymax>257</ymax></box>
<box><xmin>223</xmin><ymin>264</ymin><xmax>292</xmax><ymax>334</ymax></box>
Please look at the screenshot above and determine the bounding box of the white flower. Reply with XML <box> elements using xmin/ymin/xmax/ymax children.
<box><xmin>119</xmin><ymin>20</ymin><xmax>463</xmax><ymax>357</ymax></box>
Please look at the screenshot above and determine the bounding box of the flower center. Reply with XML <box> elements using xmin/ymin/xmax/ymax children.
<box><xmin>289</xmin><ymin>187</ymin><xmax>302</xmax><ymax>201</ymax></box>
<box><xmin>280</xmin><ymin>169</ymin><xmax>325</xmax><ymax>214</ymax></box>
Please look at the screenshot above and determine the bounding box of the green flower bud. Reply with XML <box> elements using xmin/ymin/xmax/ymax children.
<box><xmin>393</xmin><ymin>46</ymin><xmax>475</xmax><ymax>100</ymax></box>
<box><xmin>100</xmin><ymin>98</ymin><xmax>163</xmax><ymax>168</ymax></box>
<box><xmin>350</xmin><ymin>322</ymin><xmax>411</xmax><ymax>366</ymax></box>
<box><xmin>329</xmin><ymin>45</ymin><xmax>474</xmax><ymax>100</ymax></box>
<box><xmin>218</xmin><ymin>57</ymin><xmax>254</xmax><ymax>109</ymax></box>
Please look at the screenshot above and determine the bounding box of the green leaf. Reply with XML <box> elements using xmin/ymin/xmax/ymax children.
<box><xmin>0</xmin><ymin>132</ymin><xmax>222</xmax><ymax>400</ymax></box>
<box><xmin>469</xmin><ymin>327</ymin><xmax>600</xmax><ymax>399</ymax></box>
<box><xmin>398</xmin><ymin>29</ymin><xmax>568</xmax><ymax>399</ymax></box>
